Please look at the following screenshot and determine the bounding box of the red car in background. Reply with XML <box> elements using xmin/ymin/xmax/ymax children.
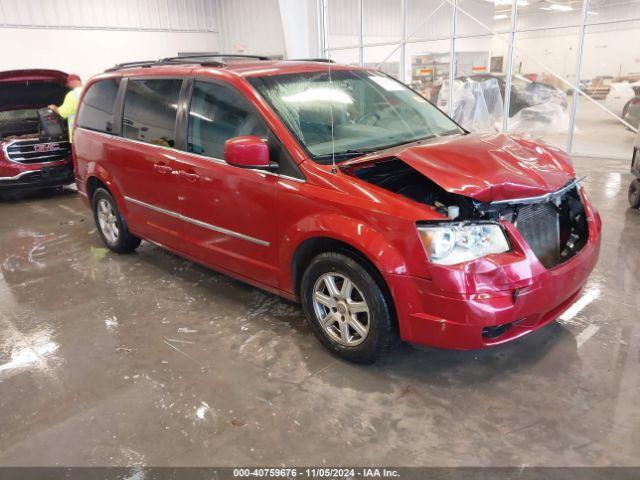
<box><xmin>73</xmin><ymin>56</ymin><xmax>601</xmax><ymax>363</ymax></box>
<box><xmin>0</xmin><ymin>70</ymin><xmax>74</xmax><ymax>196</ymax></box>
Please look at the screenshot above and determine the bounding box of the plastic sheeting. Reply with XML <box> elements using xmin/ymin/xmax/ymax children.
<box><xmin>438</xmin><ymin>78</ymin><xmax>503</xmax><ymax>133</ymax></box>
<box><xmin>509</xmin><ymin>82</ymin><xmax>569</xmax><ymax>136</ymax></box>
<box><xmin>437</xmin><ymin>77</ymin><xmax>569</xmax><ymax>137</ymax></box>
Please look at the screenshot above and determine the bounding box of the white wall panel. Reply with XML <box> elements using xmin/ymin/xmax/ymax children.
<box><xmin>0</xmin><ymin>27</ymin><xmax>219</xmax><ymax>81</ymax></box>
<box><xmin>0</xmin><ymin>0</ymin><xmax>219</xmax><ymax>31</ymax></box>
<box><xmin>215</xmin><ymin>0</ymin><xmax>285</xmax><ymax>55</ymax></box>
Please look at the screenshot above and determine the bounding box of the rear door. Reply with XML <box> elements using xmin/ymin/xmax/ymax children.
<box><xmin>171</xmin><ymin>79</ymin><xmax>280</xmax><ymax>287</ymax></box>
<box><xmin>111</xmin><ymin>77</ymin><xmax>187</xmax><ymax>252</ymax></box>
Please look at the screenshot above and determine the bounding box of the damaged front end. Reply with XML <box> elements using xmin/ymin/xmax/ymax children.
<box><xmin>477</xmin><ymin>178</ymin><xmax>589</xmax><ymax>268</ymax></box>
<box><xmin>345</xmin><ymin>157</ymin><xmax>589</xmax><ymax>270</ymax></box>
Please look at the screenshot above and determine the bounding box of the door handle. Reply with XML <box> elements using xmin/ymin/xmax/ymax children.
<box><xmin>178</xmin><ymin>170</ymin><xmax>200</xmax><ymax>182</ymax></box>
<box><xmin>154</xmin><ymin>163</ymin><xmax>173</xmax><ymax>174</ymax></box>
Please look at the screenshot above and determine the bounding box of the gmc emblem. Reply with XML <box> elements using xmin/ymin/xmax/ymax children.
<box><xmin>33</xmin><ymin>143</ymin><xmax>57</xmax><ymax>153</ymax></box>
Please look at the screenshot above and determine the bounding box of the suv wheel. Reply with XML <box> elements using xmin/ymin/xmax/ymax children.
<box><xmin>92</xmin><ymin>188</ymin><xmax>141</xmax><ymax>253</ymax></box>
<box><xmin>629</xmin><ymin>179</ymin><xmax>640</xmax><ymax>209</ymax></box>
<box><xmin>300</xmin><ymin>252</ymin><xmax>398</xmax><ymax>364</ymax></box>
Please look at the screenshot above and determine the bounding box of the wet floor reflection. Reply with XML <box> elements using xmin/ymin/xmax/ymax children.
<box><xmin>0</xmin><ymin>160</ymin><xmax>639</xmax><ymax>467</ymax></box>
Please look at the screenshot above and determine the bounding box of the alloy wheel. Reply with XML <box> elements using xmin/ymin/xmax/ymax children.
<box><xmin>97</xmin><ymin>198</ymin><xmax>119</xmax><ymax>244</ymax></box>
<box><xmin>312</xmin><ymin>273</ymin><xmax>370</xmax><ymax>347</ymax></box>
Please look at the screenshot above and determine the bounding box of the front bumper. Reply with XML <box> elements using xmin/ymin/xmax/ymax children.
<box><xmin>387</xmin><ymin>192</ymin><xmax>602</xmax><ymax>350</ymax></box>
<box><xmin>0</xmin><ymin>163</ymin><xmax>74</xmax><ymax>192</ymax></box>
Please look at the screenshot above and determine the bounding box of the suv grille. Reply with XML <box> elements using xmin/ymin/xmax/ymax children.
<box><xmin>3</xmin><ymin>138</ymin><xmax>70</xmax><ymax>164</ymax></box>
<box><xmin>516</xmin><ymin>202</ymin><xmax>560</xmax><ymax>268</ymax></box>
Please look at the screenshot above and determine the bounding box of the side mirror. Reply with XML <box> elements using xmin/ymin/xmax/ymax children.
<box><xmin>224</xmin><ymin>136</ymin><xmax>272</xmax><ymax>169</ymax></box>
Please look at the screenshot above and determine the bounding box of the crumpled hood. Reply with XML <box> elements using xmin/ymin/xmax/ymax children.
<box><xmin>393</xmin><ymin>133</ymin><xmax>575</xmax><ymax>203</ymax></box>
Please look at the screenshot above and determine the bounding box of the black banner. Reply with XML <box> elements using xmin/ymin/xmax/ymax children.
<box><xmin>0</xmin><ymin>468</ymin><xmax>639</xmax><ymax>480</ymax></box>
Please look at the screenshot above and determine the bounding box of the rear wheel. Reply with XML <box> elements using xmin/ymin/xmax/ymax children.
<box><xmin>92</xmin><ymin>188</ymin><xmax>141</xmax><ymax>253</ymax></box>
<box><xmin>629</xmin><ymin>179</ymin><xmax>640</xmax><ymax>209</ymax></box>
<box><xmin>300</xmin><ymin>252</ymin><xmax>398</xmax><ymax>364</ymax></box>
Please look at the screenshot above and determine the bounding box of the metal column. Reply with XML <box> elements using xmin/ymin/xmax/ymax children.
<box><xmin>502</xmin><ymin>0</ymin><xmax>518</xmax><ymax>132</ymax></box>
<box><xmin>567</xmin><ymin>0</ymin><xmax>590</xmax><ymax>153</ymax></box>
<box><xmin>358</xmin><ymin>0</ymin><xmax>364</xmax><ymax>65</ymax></box>
<box><xmin>400</xmin><ymin>0</ymin><xmax>407</xmax><ymax>83</ymax></box>
<box><xmin>447</xmin><ymin>0</ymin><xmax>458</xmax><ymax>117</ymax></box>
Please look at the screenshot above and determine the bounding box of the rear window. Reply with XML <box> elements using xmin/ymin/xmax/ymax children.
<box><xmin>122</xmin><ymin>79</ymin><xmax>182</xmax><ymax>147</ymax></box>
<box><xmin>77</xmin><ymin>79</ymin><xmax>120</xmax><ymax>133</ymax></box>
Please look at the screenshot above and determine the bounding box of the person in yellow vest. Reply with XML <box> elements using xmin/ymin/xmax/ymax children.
<box><xmin>48</xmin><ymin>74</ymin><xmax>82</xmax><ymax>142</ymax></box>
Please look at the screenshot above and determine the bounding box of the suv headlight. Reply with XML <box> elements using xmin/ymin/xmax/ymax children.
<box><xmin>417</xmin><ymin>223</ymin><xmax>510</xmax><ymax>265</ymax></box>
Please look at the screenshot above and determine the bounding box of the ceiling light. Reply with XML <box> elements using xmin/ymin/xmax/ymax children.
<box><xmin>587</xmin><ymin>10</ymin><xmax>599</xmax><ymax>14</ymax></box>
<box><xmin>487</xmin><ymin>0</ymin><xmax>529</xmax><ymax>5</ymax></box>
<box><xmin>282</xmin><ymin>87</ymin><xmax>353</xmax><ymax>105</ymax></box>
<box><xmin>494</xmin><ymin>13</ymin><xmax>508</xmax><ymax>19</ymax></box>
<box><xmin>544</xmin><ymin>3</ymin><xmax>573</xmax><ymax>11</ymax></box>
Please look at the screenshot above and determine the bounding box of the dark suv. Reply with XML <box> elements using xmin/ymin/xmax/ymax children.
<box><xmin>73</xmin><ymin>56</ymin><xmax>601</xmax><ymax>363</ymax></box>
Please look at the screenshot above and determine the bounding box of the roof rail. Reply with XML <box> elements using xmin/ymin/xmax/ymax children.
<box><xmin>105</xmin><ymin>54</ymin><xmax>271</xmax><ymax>72</ymax></box>
<box><xmin>104</xmin><ymin>60</ymin><xmax>157</xmax><ymax>72</ymax></box>
<box><xmin>288</xmin><ymin>58</ymin><xmax>336</xmax><ymax>63</ymax></box>
<box><xmin>166</xmin><ymin>54</ymin><xmax>271</xmax><ymax>61</ymax></box>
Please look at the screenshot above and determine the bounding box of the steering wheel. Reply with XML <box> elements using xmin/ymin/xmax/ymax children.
<box><xmin>355</xmin><ymin>112</ymin><xmax>381</xmax><ymax>125</ymax></box>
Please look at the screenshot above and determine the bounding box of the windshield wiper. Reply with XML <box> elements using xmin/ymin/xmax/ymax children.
<box><xmin>314</xmin><ymin>131</ymin><xmax>460</xmax><ymax>164</ymax></box>
<box><xmin>314</xmin><ymin>149</ymin><xmax>376</xmax><ymax>162</ymax></box>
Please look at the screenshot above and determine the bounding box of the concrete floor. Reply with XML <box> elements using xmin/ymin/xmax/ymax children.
<box><xmin>0</xmin><ymin>155</ymin><xmax>638</xmax><ymax>467</ymax></box>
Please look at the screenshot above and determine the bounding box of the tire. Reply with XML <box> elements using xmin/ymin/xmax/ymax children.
<box><xmin>92</xmin><ymin>187</ymin><xmax>141</xmax><ymax>253</ymax></box>
<box><xmin>300</xmin><ymin>252</ymin><xmax>398</xmax><ymax>364</ymax></box>
<box><xmin>629</xmin><ymin>179</ymin><xmax>640</xmax><ymax>209</ymax></box>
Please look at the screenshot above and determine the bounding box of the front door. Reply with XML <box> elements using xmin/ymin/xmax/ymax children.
<box><xmin>172</xmin><ymin>79</ymin><xmax>279</xmax><ymax>287</ymax></box>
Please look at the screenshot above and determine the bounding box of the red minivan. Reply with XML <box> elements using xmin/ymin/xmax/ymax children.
<box><xmin>73</xmin><ymin>56</ymin><xmax>601</xmax><ymax>363</ymax></box>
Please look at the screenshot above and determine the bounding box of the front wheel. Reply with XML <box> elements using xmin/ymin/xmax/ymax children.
<box><xmin>300</xmin><ymin>252</ymin><xmax>398</xmax><ymax>364</ymax></box>
<box><xmin>629</xmin><ymin>179</ymin><xmax>640</xmax><ymax>209</ymax></box>
<box><xmin>92</xmin><ymin>188</ymin><xmax>141</xmax><ymax>253</ymax></box>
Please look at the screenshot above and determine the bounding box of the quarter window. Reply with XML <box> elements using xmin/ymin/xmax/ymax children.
<box><xmin>122</xmin><ymin>79</ymin><xmax>182</xmax><ymax>147</ymax></box>
<box><xmin>77</xmin><ymin>79</ymin><xmax>120</xmax><ymax>133</ymax></box>
<box><xmin>187</xmin><ymin>81</ymin><xmax>268</xmax><ymax>159</ymax></box>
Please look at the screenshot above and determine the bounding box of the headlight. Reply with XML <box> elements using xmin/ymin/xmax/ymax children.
<box><xmin>417</xmin><ymin>223</ymin><xmax>510</xmax><ymax>265</ymax></box>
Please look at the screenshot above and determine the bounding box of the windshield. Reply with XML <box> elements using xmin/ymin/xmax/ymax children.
<box><xmin>248</xmin><ymin>69</ymin><xmax>463</xmax><ymax>164</ymax></box>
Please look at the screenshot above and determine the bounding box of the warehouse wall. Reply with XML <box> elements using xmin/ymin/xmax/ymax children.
<box><xmin>215</xmin><ymin>0</ymin><xmax>286</xmax><ymax>57</ymax></box>
<box><xmin>0</xmin><ymin>29</ymin><xmax>219</xmax><ymax>82</ymax></box>
<box><xmin>0</xmin><ymin>0</ymin><xmax>220</xmax><ymax>81</ymax></box>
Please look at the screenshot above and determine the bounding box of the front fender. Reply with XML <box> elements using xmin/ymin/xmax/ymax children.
<box><xmin>279</xmin><ymin>213</ymin><xmax>408</xmax><ymax>294</ymax></box>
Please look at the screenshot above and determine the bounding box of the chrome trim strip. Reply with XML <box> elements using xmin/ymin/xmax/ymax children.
<box><xmin>489</xmin><ymin>176</ymin><xmax>586</xmax><ymax>206</ymax></box>
<box><xmin>276</xmin><ymin>173</ymin><xmax>306</xmax><ymax>183</ymax></box>
<box><xmin>124</xmin><ymin>195</ymin><xmax>270</xmax><ymax>247</ymax></box>
<box><xmin>0</xmin><ymin>169</ymin><xmax>42</xmax><ymax>181</ymax></box>
<box><xmin>3</xmin><ymin>138</ymin><xmax>70</xmax><ymax>164</ymax></box>
<box><xmin>9</xmin><ymin>153</ymin><xmax>68</xmax><ymax>162</ymax></box>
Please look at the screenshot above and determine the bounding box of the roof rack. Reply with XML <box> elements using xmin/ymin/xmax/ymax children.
<box><xmin>288</xmin><ymin>58</ymin><xmax>336</xmax><ymax>63</ymax></box>
<box><xmin>170</xmin><ymin>54</ymin><xmax>271</xmax><ymax>61</ymax></box>
<box><xmin>105</xmin><ymin>54</ymin><xmax>271</xmax><ymax>72</ymax></box>
<box><xmin>104</xmin><ymin>60</ymin><xmax>157</xmax><ymax>72</ymax></box>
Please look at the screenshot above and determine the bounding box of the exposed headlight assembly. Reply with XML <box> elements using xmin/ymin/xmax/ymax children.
<box><xmin>417</xmin><ymin>222</ymin><xmax>510</xmax><ymax>265</ymax></box>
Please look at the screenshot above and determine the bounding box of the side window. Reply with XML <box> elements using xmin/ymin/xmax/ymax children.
<box><xmin>188</xmin><ymin>81</ymin><xmax>268</xmax><ymax>159</ymax></box>
<box><xmin>122</xmin><ymin>79</ymin><xmax>182</xmax><ymax>147</ymax></box>
<box><xmin>77</xmin><ymin>79</ymin><xmax>120</xmax><ymax>133</ymax></box>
